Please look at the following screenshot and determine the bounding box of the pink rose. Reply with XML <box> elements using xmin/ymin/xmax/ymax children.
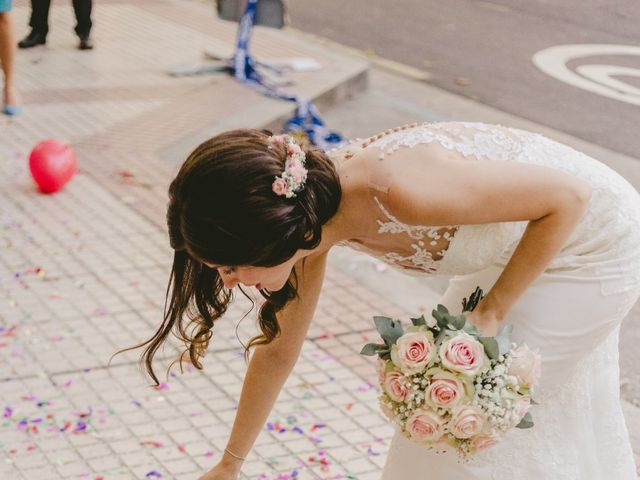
<box><xmin>405</xmin><ymin>409</ymin><xmax>445</xmax><ymax>443</ymax></box>
<box><xmin>272</xmin><ymin>178</ymin><xmax>289</xmax><ymax>196</ymax></box>
<box><xmin>508</xmin><ymin>344</ymin><xmax>541</xmax><ymax>388</ymax></box>
<box><xmin>425</xmin><ymin>370</ymin><xmax>466</xmax><ymax>409</ymax></box>
<box><xmin>383</xmin><ymin>370</ymin><xmax>410</xmax><ymax>403</ymax></box>
<box><xmin>287</xmin><ymin>143</ymin><xmax>303</xmax><ymax>157</ymax></box>
<box><xmin>270</xmin><ymin>134</ymin><xmax>286</xmax><ymax>145</ymax></box>
<box><xmin>286</xmin><ymin>161</ymin><xmax>307</xmax><ymax>183</ymax></box>
<box><xmin>449</xmin><ymin>405</ymin><xmax>485</xmax><ymax>439</ymax></box>
<box><xmin>390</xmin><ymin>331</ymin><xmax>435</xmax><ymax>373</ymax></box>
<box><xmin>439</xmin><ymin>333</ymin><xmax>486</xmax><ymax>376</ymax></box>
<box><xmin>469</xmin><ymin>433</ymin><xmax>501</xmax><ymax>452</ymax></box>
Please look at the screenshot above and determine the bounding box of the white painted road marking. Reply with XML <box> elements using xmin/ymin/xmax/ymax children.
<box><xmin>533</xmin><ymin>44</ymin><xmax>640</xmax><ymax>106</ymax></box>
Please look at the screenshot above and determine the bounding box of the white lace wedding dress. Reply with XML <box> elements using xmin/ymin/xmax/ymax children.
<box><xmin>337</xmin><ymin>122</ymin><xmax>640</xmax><ymax>479</ymax></box>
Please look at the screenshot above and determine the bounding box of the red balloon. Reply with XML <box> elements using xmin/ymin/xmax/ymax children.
<box><xmin>29</xmin><ymin>140</ymin><xmax>77</xmax><ymax>194</ymax></box>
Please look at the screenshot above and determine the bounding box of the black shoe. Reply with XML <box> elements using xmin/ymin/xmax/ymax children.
<box><xmin>18</xmin><ymin>31</ymin><xmax>46</xmax><ymax>49</ymax></box>
<box><xmin>78</xmin><ymin>36</ymin><xmax>93</xmax><ymax>50</ymax></box>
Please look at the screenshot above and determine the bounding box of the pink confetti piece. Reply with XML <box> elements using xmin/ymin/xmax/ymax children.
<box><xmin>356</xmin><ymin>383</ymin><xmax>373</xmax><ymax>392</ymax></box>
<box><xmin>310</xmin><ymin>423</ymin><xmax>325</xmax><ymax>432</ymax></box>
<box><xmin>204</xmin><ymin>451</ymin><xmax>215</xmax><ymax>457</ymax></box>
<box><xmin>141</xmin><ymin>440</ymin><xmax>164</xmax><ymax>448</ymax></box>
<box><xmin>0</xmin><ymin>326</ymin><xmax>18</xmax><ymax>337</ymax></box>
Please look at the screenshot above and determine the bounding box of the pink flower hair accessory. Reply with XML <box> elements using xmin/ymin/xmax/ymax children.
<box><xmin>268</xmin><ymin>134</ymin><xmax>308</xmax><ymax>198</ymax></box>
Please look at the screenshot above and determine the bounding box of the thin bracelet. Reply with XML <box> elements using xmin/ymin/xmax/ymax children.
<box><xmin>224</xmin><ymin>447</ymin><xmax>247</xmax><ymax>461</ymax></box>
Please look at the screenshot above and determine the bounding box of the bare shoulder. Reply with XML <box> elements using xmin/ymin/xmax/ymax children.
<box><xmin>382</xmin><ymin>149</ymin><xmax>591</xmax><ymax>226</ymax></box>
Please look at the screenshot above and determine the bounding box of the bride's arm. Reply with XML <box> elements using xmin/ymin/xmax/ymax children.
<box><xmin>388</xmin><ymin>157</ymin><xmax>592</xmax><ymax>326</ymax></box>
<box><xmin>216</xmin><ymin>251</ymin><xmax>329</xmax><ymax>474</ymax></box>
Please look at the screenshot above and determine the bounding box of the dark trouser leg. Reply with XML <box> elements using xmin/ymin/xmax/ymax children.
<box><xmin>28</xmin><ymin>0</ymin><xmax>51</xmax><ymax>35</ymax></box>
<box><xmin>72</xmin><ymin>0</ymin><xmax>92</xmax><ymax>37</ymax></box>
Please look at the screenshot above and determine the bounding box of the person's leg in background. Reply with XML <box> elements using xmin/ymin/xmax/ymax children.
<box><xmin>18</xmin><ymin>0</ymin><xmax>49</xmax><ymax>48</ymax></box>
<box><xmin>72</xmin><ymin>0</ymin><xmax>92</xmax><ymax>50</ymax></box>
<box><xmin>0</xmin><ymin>0</ymin><xmax>21</xmax><ymax>115</ymax></box>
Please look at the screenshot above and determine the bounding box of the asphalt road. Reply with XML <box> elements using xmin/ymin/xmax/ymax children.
<box><xmin>287</xmin><ymin>0</ymin><xmax>640</xmax><ymax>159</ymax></box>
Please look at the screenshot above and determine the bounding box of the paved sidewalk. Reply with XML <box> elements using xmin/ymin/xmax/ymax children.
<box><xmin>1</xmin><ymin>1</ymin><xmax>638</xmax><ymax>479</ymax></box>
<box><xmin>2</xmin><ymin>1</ymin><xmax>390</xmax><ymax>479</ymax></box>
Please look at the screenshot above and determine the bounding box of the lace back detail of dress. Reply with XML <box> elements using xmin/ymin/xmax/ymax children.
<box><xmin>339</xmin><ymin>121</ymin><xmax>640</xmax><ymax>291</ymax></box>
<box><xmin>342</xmin><ymin>122</ymin><xmax>527</xmax><ymax>277</ymax></box>
<box><xmin>372</xmin><ymin>197</ymin><xmax>459</xmax><ymax>274</ymax></box>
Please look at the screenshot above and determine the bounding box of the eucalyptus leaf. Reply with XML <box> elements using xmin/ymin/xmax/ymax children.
<box><xmin>435</xmin><ymin>328</ymin><xmax>447</xmax><ymax>347</ymax></box>
<box><xmin>360</xmin><ymin>343</ymin><xmax>388</xmax><ymax>356</ymax></box>
<box><xmin>530</xmin><ymin>398</ymin><xmax>540</xmax><ymax>406</ymax></box>
<box><xmin>376</xmin><ymin>317</ymin><xmax>404</xmax><ymax>347</ymax></box>
<box><xmin>462</xmin><ymin>322</ymin><xmax>481</xmax><ymax>336</ymax></box>
<box><xmin>410</xmin><ymin>315</ymin><xmax>427</xmax><ymax>327</ymax></box>
<box><xmin>449</xmin><ymin>314</ymin><xmax>467</xmax><ymax>330</ymax></box>
<box><xmin>479</xmin><ymin>336</ymin><xmax>499</xmax><ymax>360</ymax></box>
<box><xmin>374</xmin><ymin>316</ymin><xmax>394</xmax><ymax>334</ymax></box>
<box><xmin>432</xmin><ymin>309</ymin><xmax>449</xmax><ymax>330</ymax></box>
<box><xmin>515</xmin><ymin>412</ymin><xmax>534</xmax><ymax>429</ymax></box>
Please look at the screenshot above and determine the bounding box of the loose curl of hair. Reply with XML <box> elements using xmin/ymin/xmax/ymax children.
<box><xmin>113</xmin><ymin>129</ymin><xmax>342</xmax><ymax>385</ymax></box>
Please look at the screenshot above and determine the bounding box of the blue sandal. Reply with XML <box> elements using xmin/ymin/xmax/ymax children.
<box><xmin>2</xmin><ymin>104</ymin><xmax>22</xmax><ymax>116</ymax></box>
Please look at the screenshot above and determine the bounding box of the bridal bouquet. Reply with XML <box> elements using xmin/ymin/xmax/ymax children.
<box><xmin>361</xmin><ymin>288</ymin><xmax>541</xmax><ymax>458</ymax></box>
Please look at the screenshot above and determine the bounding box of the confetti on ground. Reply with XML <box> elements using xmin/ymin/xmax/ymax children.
<box><xmin>141</xmin><ymin>440</ymin><xmax>164</xmax><ymax>448</ymax></box>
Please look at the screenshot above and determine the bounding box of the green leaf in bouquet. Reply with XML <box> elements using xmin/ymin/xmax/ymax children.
<box><xmin>515</xmin><ymin>412</ymin><xmax>534</xmax><ymax>429</ymax></box>
<box><xmin>360</xmin><ymin>343</ymin><xmax>388</xmax><ymax>356</ymax></box>
<box><xmin>432</xmin><ymin>306</ymin><xmax>450</xmax><ymax>330</ymax></box>
<box><xmin>461</xmin><ymin>287</ymin><xmax>485</xmax><ymax>312</ymax></box>
<box><xmin>410</xmin><ymin>315</ymin><xmax>428</xmax><ymax>327</ymax></box>
<box><xmin>449</xmin><ymin>314</ymin><xmax>467</xmax><ymax>330</ymax></box>
<box><xmin>462</xmin><ymin>321</ymin><xmax>481</xmax><ymax>336</ymax></box>
<box><xmin>479</xmin><ymin>336</ymin><xmax>499</xmax><ymax>360</ymax></box>
<box><xmin>374</xmin><ymin>316</ymin><xmax>404</xmax><ymax>347</ymax></box>
<box><xmin>374</xmin><ymin>316</ymin><xmax>394</xmax><ymax>331</ymax></box>
<box><xmin>530</xmin><ymin>398</ymin><xmax>540</xmax><ymax>406</ymax></box>
<box><xmin>495</xmin><ymin>324</ymin><xmax>513</xmax><ymax>356</ymax></box>
<box><xmin>434</xmin><ymin>328</ymin><xmax>448</xmax><ymax>347</ymax></box>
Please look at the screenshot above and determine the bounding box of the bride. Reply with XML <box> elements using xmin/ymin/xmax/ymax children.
<box><xmin>129</xmin><ymin>122</ymin><xmax>640</xmax><ymax>479</ymax></box>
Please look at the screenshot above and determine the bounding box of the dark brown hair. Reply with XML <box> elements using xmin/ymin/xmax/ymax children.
<box><xmin>113</xmin><ymin>129</ymin><xmax>341</xmax><ymax>385</ymax></box>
